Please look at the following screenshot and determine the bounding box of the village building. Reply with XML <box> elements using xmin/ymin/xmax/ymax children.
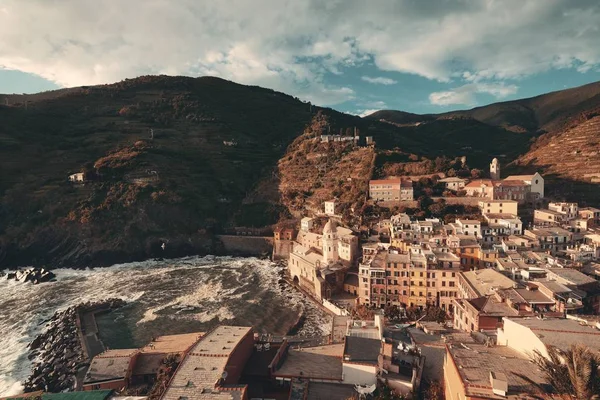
<box><xmin>161</xmin><ymin>326</ymin><xmax>254</xmax><ymax>400</ymax></box>
<box><xmin>324</xmin><ymin>199</ymin><xmax>337</xmax><ymax>216</ymax></box>
<box><xmin>83</xmin><ymin>349</ymin><xmax>139</xmax><ymax>391</ymax></box>
<box><xmin>68</xmin><ymin>172</ymin><xmax>85</xmax><ymax>183</ymax></box>
<box><xmin>289</xmin><ymin>219</ymin><xmax>358</xmax><ymax>300</ymax></box>
<box><xmin>579</xmin><ymin>207</ymin><xmax>600</xmax><ymax>224</ymax></box>
<box><xmin>369</xmin><ymin>178</ymin><xmax>413</xmax><ymax>201</ymax></box>
<box><xmin>358</xmin><ymin>245</ymin><xmax>460</xmax><ymax>311</ymax></box>
<box><xmin>438</xmin><ymin>177</ymin><xmax>467</xmax><ymax>191</ymax></box>
<box><xmin>83</xmin><ymin>333</ymin><xmax>204</xmax><ymax>392</ymax></box>
<box><xmin>444</xmin><ymin>333</ymin><xmax>548</xmax><ymax>399</ymax></box>
<box><xmin>498</xmin><ymin>317</ymin><xmax>600</xmax><ymax>359</ymax></box>
<box><xmin>523</xmin><ymin>227</ymin><xmax>574</xmax><ymax>253</ymax></box>
<box><xmin>478</xmin><ymin>199</ymin><xmax>518</xmax><ymax>216</ymax></box>
<box><xmin>464</xmin><ymin>179</ymin><xmax>495</xmax><ymax>198</ymax></box>
<box><xmin>457</xmin><ymin>269</ymin><xmax>517</xmax><ymax>299</ymax></box>
<box><xmin>504</xmin><ymin>172</ymin><xmax>544</xmax><ymax>198</ymax></box>
<box><xmin>492</xmin><ymin>179</ymin><xmax>530</xmax><ymax>202</ymax></box>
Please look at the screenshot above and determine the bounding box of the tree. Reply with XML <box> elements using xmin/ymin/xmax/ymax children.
<box><xmin>428</xmin><ymin>200</ymin><xmax>447</xmax><ymax>217</ymax></box>
<box><xmin>470</xmin><ymin>168</ymin><xmax>483</xmax><ymax>178</ymax></box>
<box><xmin>446</xmin><ymin>168</ymin><xmax>456</xmax><ymax>177</ymax></box>
<box><xmin>522</xmin><ymin>344</ymin><xmax>600</xmax><ymax>399</ymax></box>
<box><xmin>384</xmin><ymin>305</ymin><xmax>404</xmax><ymax>321</ymax></box>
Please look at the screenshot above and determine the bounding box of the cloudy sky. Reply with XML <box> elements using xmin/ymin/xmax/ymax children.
<box><xmin>1</xmin><ymin>0</ymin><xmax>600</xmax><ymax>115</ymax></box>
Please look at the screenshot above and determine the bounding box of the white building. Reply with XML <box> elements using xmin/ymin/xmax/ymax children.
<box><xmin>438</xmin><ymin>177</ymin><xmax>467</xmax><ymax>191</ymax></box>
<box><xmin>300</xmin><ymin>217</ymin><xmax>314</xmax><ymax>232</ymax></box>
<box><xmin>324</xmin><ymin>199</ymin><xmax>337</xmax><ymax>216</ymax></box>
<box><xmin>69</xmin><ymin>172</ymin><xmax>85</xmax><ymax>182</ymax></box>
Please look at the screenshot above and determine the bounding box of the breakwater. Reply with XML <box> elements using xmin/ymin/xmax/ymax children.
<box><xmin>23</xmin><ymin>299</ymin><xmax>126</xmax><ymax>392</ymax></box>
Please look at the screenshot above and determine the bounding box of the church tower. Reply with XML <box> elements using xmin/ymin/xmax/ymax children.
<box><xmin>490</xmin><ymin>158</ymin><xmax>501</xmax><ymax>180</ymax></box>
<box><xmin>322</xmin><ymin>219</ymin><xmax>339</xmax><ymax>264</ymax></box>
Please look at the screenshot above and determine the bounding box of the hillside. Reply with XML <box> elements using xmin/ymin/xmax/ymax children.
<box><xmin>511</xmin><ymin>114</ymin><xmax>600</xmax><ymax>202</ymax></box>
<box><xmin>0</xmin><ymin>76</ymin><xmax>318</xmax><ymax>267</ymax></box>
<box><xmin>2</xmin><ymin>76</ymin><xmax>600</xmax><ymax>268</ymax></box>
<box><xmin>367</xmin><ymin>80</ymin><xmax>600</xmax><ymax>195</ymax></box>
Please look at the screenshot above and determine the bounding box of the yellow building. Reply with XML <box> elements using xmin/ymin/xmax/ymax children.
<box><xmin>478</xmin><ymin>199</ymin><xmax>518</xmax><ymax>216</ymax></box>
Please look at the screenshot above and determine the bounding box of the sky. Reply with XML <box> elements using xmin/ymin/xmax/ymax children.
<box><xmin>1</xmin><ymin>0</ymin><xmax>600</xmax><ymax>116</ymax></box>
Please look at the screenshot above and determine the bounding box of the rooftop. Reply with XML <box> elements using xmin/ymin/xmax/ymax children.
<box><xmin>546</xmin><ymin>268</ymin><xmax>597</xmax><ymax>286</ymax></box>
<box><xmin>460</xmin><ymin>269</ymin><xmax>516</xmax><ymax>297</ymax></box>
<box><xmin>504</xmin><ymin>174</ymin><xmax>537</xmax><ymax>181</ymax></box>
<box><xmin>465</xmin><ymin>179</ymin><xmax>494</xmax><ymax>188</ymax></box>
<box><xmin>462</xmin><ymin>296</ymin><xmax>519</xmax><ymax>317</ymax></box>
<box><xmin>274</xmin><ymin>344</ymin><xmax>344</xmax><ymax>380</ymax></box>
<box><xmin>446</xmin><ymin>333</ymin><xmax>547</xmax><ymax>399</ymax></box>
<box><xmin>84</xmin><ymin>349</ymin><xmax>137</xmax><ymax>384</ymax></box>
<box><xmin>343</xmin><ymin>336</ymin><xmax>381</xmax><ymax>365</ymax></box>
<box><xmin>504</xmin><ymin>318</ymin><xmax>600</xmax><ymax>353</ymax></box>
<box><xmin>141</xmin><ymin>332</ymin><xmax>204</xmax><ymax>354</ymax></box>
<box><xmin>161</xmin><ymin>326</ymin><xmax>252</xmax><ymax>400</ymax></box>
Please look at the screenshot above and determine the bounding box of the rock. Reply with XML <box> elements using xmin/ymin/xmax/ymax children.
<box><xmin>29</xmin><ymin>335</ymin><xmax>43</xmax><ymax>350</ymax></box>
<box><xmin>5</xmin><ymin>267</ymin><xmax>56</xmax><ymax>284</ymax></box>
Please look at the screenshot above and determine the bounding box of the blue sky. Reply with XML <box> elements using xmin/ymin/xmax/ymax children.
<box><xmin>2</xmin><ymin>1</ymin><xmax>600</xmax><ymax>116</ymax></box>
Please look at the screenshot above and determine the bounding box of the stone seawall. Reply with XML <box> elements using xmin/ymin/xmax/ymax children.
<box><xmin>216</xmin><ymin>235</ymin><xmax>274</xmax><ymax>257</ymax></box>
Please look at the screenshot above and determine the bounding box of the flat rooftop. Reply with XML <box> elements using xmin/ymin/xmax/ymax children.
<box><xmin>461</xmin><ymin>269</ymin><xmax>516</xmax><ymax>297</ymax></box>
<box><xmin>505</xmin><ymin>318</ymin><xmax>600</xmax><ymax>352</ymax></box>
<box><xmin>274</xmin><ymin>344</ymin><xmax>343</xmax><ymax>380</ymax></box>
<box><xmin>447</xmin><ymin>334</ymin><xmax>547</xmax><ymax>399</ymax></box>
<box><xmin>546</xmin><ymin>268</ymin><xmax>597</xmax><ymax>286</ymax></box>
<box><xmin>84</xmin><ymin>349</ymin><xmax>137</xmax><ymax>384</ymax></box>
<box><xmin>141</xmin><ymin>332</ymin><xmax>203</xmax><ymax>354</ymax></box>
<box><xmin>343</xmin><ymin>336</ymin><xmax>380</xmax><ymax>365</ymax></box>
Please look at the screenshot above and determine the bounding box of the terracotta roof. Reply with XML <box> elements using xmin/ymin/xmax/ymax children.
<box><xmin>495</xmin><ymin>180</ymin><xmax>527</xmax><ymax>187</ymax></box>
<box><xmin>465</xmin><ymin>179</ymin><xmax>493</xmax><ymax>188</ymax></box>
<box><xmin>504</xmin><ymin>174</ymin><xmax>537</xmax><ymax>181</ymax></box>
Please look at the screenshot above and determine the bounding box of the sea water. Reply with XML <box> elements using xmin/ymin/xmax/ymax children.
<box><xmin>0</xmin><ymin>256</ymin><xmax>331</xmax><ymax>395</ymax></box>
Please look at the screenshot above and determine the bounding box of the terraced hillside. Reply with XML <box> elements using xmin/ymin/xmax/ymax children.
<box><xmin>277</xmin><ymin>112</ymin><xmax>375</xmax><ymax>222</ymax></box>
<box><xmin>511</xmin><ymin>115</ymin><xmax>600</xmax><ymax>202</ymax></box>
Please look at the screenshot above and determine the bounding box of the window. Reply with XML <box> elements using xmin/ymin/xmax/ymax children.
<box><xmin>442</xmin><ymin>281</ymin><xmax>446</xmax><ymax>287</ymax></box>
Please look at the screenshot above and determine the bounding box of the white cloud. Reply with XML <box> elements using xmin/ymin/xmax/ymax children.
<box><xmin>361</xmin><ymin>76</ymin><xmax>397</xmax><ymax>85</ymax></box>
<box><xmin>0</xmin><ymin>1</ymin><xmax>599</xmax><ymax>106</ymax></box>
<box><xmin>429</xmin><ymin>83</ymin><xmax>518</xmax><ymax>106</ymax></box>
<box><xmin>348</xmin><ymin>109</ymin><xmax>380</xmax><ymax>118</ymax></box>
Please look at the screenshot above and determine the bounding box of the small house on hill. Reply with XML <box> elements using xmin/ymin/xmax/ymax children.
<box><xmin>68</xmin><ymin>172</ymin><xmax>85</xmax><ymax>183</ymax></box>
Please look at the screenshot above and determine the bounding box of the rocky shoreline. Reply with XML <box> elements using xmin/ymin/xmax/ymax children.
<box><xmin>1</xmin><ymin>267</ymin><xmax>56</xmax><ymax>284</ymax></box>
<box><xmin>23</xmin><ymin>298</ymin><xmax>126</xmax><ymax>393</ymax></box>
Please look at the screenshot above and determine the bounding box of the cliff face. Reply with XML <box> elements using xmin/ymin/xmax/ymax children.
<box><xmin>2</xmin><ymin>76</ymin><xmax>600</xmax><ymax>268</ymax></box>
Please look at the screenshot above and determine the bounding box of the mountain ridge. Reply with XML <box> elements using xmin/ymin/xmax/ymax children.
<box><xmin>1</xmin><ymin>75</ymin><xmax>599</xmax><ymax>268</ymax></box>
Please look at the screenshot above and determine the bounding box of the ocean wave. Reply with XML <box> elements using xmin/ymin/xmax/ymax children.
<box><xmin>0</xmin><ymin>255</ymin><xmax>330</xmax><ymax>396</ymax></box>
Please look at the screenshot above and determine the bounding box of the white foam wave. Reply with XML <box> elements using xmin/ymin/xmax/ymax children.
<box><xmin>0</xmin><ymin>256</ymin><xmax>331</xmax><ymax>396</ymax></box>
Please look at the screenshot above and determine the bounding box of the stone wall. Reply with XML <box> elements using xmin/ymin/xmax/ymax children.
<box><xmin>216</xmin><ymin>235</ymin><xmax>274</xmax><ymax>256</ymax></box>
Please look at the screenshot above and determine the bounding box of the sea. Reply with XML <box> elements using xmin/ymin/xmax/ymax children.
<box><xmin>0</xmin><ymin>256</ymin><xmax>331</xmax><ymax>396</ymax></box>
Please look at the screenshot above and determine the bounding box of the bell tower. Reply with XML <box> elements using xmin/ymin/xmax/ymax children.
<box><xmin>490</xmin><ymin>158</ymin><xmax>500</xmax><ymax>180</ymax></box>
